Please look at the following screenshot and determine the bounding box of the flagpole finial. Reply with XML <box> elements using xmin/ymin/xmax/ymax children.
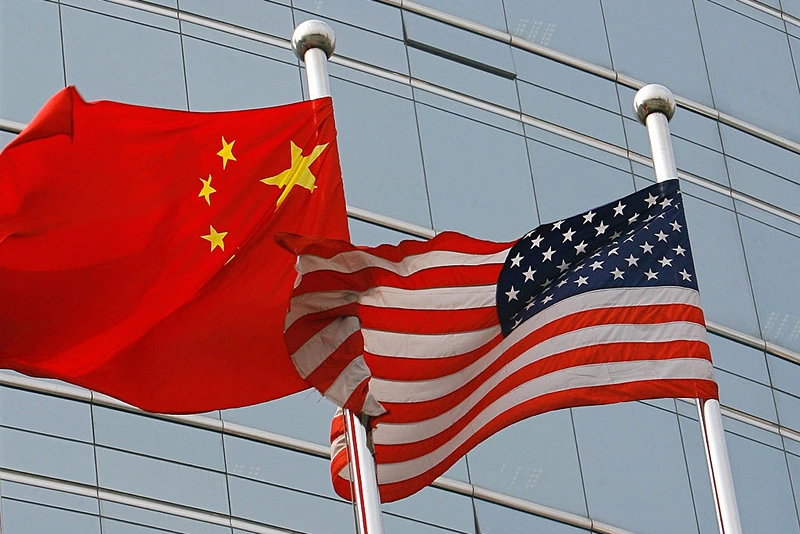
<box><xmin>634</xmin><ymin>84</ymin><xmax>676</xmax><ymax>124</ymax></box>
<box><xmin>292</xmin><ymin>20</ymin><xmax>336</xmax><ymax>61</ymax></box>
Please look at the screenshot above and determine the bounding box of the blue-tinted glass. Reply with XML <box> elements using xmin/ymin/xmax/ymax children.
<box><xmin>408</xmin><ymin>48</ymin><xmax>519</xmax><ymax>110</ymax></box>
<box><xmin>180</xmin><ymin>20</ymin><xmax>296</xmax><ymax>64</ymax></box>
<box><xmin>415</xmin><ymin>104</ymin><xmax>538</xmax><ymax>240</ymax></box>
<box><xmin>61</xmin><ymin>6</ymin><xmax>187</xmax><ymax>108</ymax></box>
<box><xmin>526</xmin><ymin>125</ymin><xmax>630</xmax><ymax>172</ymax></box>
<box><xmin>726</xmin><ymin>429</ymin><xmax>800</xmax><ymax>533</ymax></box>
<box><xmin>468</xmin><ymin>410</ymin><xmax>587</xmax><ymax>515</ymax></box>
<box><xmin>517</xmin><ymin>81</ymin><xmax>626</xmax><ymax>147</ymax></box>
<box><xmin>1</xmin><ymin>481</ymin><xmax>98</xmax><ymax>514</ymax></box>
<box><xmin>681</xmin><ymin>194</ymin><xmax>761</xmax><ymax>337</ymax></box>
<box><xmin>728</xmin><ymin>157</ymin><xmax>800</xmax><ymax>217</ymax></box>
<box><xmin>573</xmin><ymin>402</ymin><xmax>699</xmax><ymax>534</ymax></box>
<box><xmin>415</xmin><ymin>89</ymin><xmax>524</xmax><ymax>134</ymax></box>
<box><xmin>96</xmin><ymin>447</ymin><xmax>229</xmax><ymax>513</ymax></box>
<box><xmin>695</xmin><ymin>0</ymin><xmax>800</xmax><ymax>139</ymax></box>
<box><xmin>0</xmin><ymin>427</ymin><xmax>96</xmax><ymax>484</ymax></box>
<box><xmin>404</xmin><ymin>12</ymin><xmax>515</xmax><ymax>73</ymax></box>
<box><xmin>227</xmin><ymin>476</ymin><xmax>354</xmax><ymax>532</ymax></box>
<box><xmin>62</xmin><ymin>0</ymin><xmax>179</xmax><ymax>30</ymax></box>
<box><xmin>183</xmin><ymin>36</ymin><xmax>301</xmax><ymax>111</ymax></box>
<box><xmin>724</xmin><ymin>414</ymin><xmax>784</xmax><ymax>449</ymax></box>
<box><xmin>715</xmin><ymin>368</ymin><xmax>778</xmax><ymax>422</ymax></box>
<box><xmin>738</xmin><ymin>216</ymin><xmax>800</xmax><ymax>352</ymax></box>
<box><xmin>774</xmin><ymin>390</ymin><xmax>800</xmax><ymax>432</ymax></box>
<box><xmin>0</xmin><ymin>386</ymin><xmax>93</xmax><ymax>442</ymax></box>
<box><xmin>293</xmin><ymin>0</ymin><xmax>403</xmax><ymax>38</ymax></box>
<box><xmin>707</xmin><ymin>334</ymin><xmax>770</xmax><ymax>385</ymax></box>
<box><xmin>383</xmin><ymin>512</ymin><xmax>470</xmax><ymax>534</ymax></box>
<box><xmin>93</xmin><ymin>406</ymin><xmax>225</xmax><ymax>470</ymax></box>
<box><xmin>719</xmin><ymin>124</ymin><xmax>800</xmax><ymax>185</ymax></box>
<box><xmin>382</xmin><ymin>486</ymin><xmax>475</xmax><ymax>533</ymax></box>
<box><xmin>0</xmin><ymin>0</ymin><xmax>64</xmax><ymax>123</ymax></box>
<box><xmin>222</xmin><ymin>389</ymin><xmax>334</xmax><ymax>446</ymax></box>
<box><xmin>527</xmin><ymin>138</ymin><xmax>634</xmax><ymax>224</ymax></box>
<box><xmin>0</xmin><ymin>499</ymin><xmax>101</xmax><ymax>534</ymax></box>
<box><xmin>602</xmin><ymin>0</ymin><xmax>714</xmax><ymax>106</ymax></box>
<box><xmin>678</xmin><ymin>415</ymin><xmax>718</xmax><ymax>534</ymax></box>
<box><xmin>179</xmin><ymin>0</ymin><xmax>293</xmax><ymax>39</ymax></box>
<box><xmin>411</xmin><ymin>0</ymin><xmax>507</xmax><ymax>32</ymax></box>
<box><xmin>474</xmin><ymin>500</ymin><xmax>589</xmax><ymax>534</ymax></box>
<box><xmin>295</xmin><ymin>12</ymin><xmax>408</xmax><ymax>75</ymax></box>
<box><xmin>786</xmin><ymin>453</ymin><xmax>800</xmax><ymax>524</ymax></box>
<box><xmin>349</xmin><ymin>219</ymin><xmax>422</xmax><ymax>247</ymax></box>
<box><xmin>503</xmin><ymin>0</ymin><xmax>612</xmax><ymax>68</ymax></box>
<box><xmin>768</xmin><ymin>355</ymin><xmax>800</xmax><ymax>396</ymax></box>
<box><xmin>224</xmin><ymin>436</ymin><xmax>334</xmax><ymax>498</ymax></box>
<box><xmin>101</xmin><ymin>501</ymin><xmax>231</xmax><ymax>534</ymax></box>
<box><xmin>329</xmin><ymin>77</ymin><xmax>431</xmax><ymax>228</ymax></box>
<box><xmin>101</xmin><ymin>519</ymin><xmax>182</xmax><ymax>534</ymax></box>
<box><xmin>0</xmin><ymin>130</ymin><xmax>15</xmax><ymax>149</ymax></box>
<box><xmin>329</xmin><ymin>61</ymin><xmax>412</xmax><ymax>99</ymax></box>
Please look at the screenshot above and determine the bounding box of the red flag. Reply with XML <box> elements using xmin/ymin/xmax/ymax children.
<box><xmin>0</xmin><ymin>87</ymin><xmax>349</xmax><ymax>413</ymax></box>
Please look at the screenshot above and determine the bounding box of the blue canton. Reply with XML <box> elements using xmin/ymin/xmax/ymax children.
<box><xmin>496</xmin><ymin>180</ymin><xmax>698</xmax><ymax>337</ymax></box>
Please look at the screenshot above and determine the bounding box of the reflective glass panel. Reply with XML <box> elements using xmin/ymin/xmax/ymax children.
<box><xmin>60</xmin><ymin>6</ymin><xmax>187</xmax><ymax>109</ymax></box>
<box><xmin>0</xmin><ymin>386</ymin><xmax>93</xmax><ymax>442</ymax></box>
<box><xmin>0</xmin><ymin>499</ymin><xmax>101</xmax><ymax>534</ymax></box>
<box><xmin>382</xmin><ymin>486</ymin><xmax>475</xmax><ymax>533</ymax></box>
<box><xmin>714</xmin><ymin>368</ymin><xmax>778</xmax><ymax>422</ymax></box>
<box><xmin>293</xmin><ymin>0</ymin><xmax>403</xmax><ymax>38</ymax></box>
<box><xmin>767</xmin><ymin>355</ymin><xmax>800</xmax><ymax>397</ymax></box>
<box><xmin>573</xmin><ymin>402</ymin><xmax>699</xmax><ymax>534</ymax></box>
<box><xmin>602</xmin><ymin>0</ymin><xmax>714</xmax><ymax>106</ymax></box>
<box><xmin>95</xmin><ymin>447</ymin><xmax>229</xmax><ymax>513</ymax></box>
<box><xmin>468</xmin><ymin>410</ymin><xmax>587</xmax><ymax>515</ymax></box>
<box><xmin>330</xmin><ymin>77</ymin><xmax>431</xmax><ymax>228</ymax></box>
<box><xmin>738</xmin><ymin>216</ymin><xmax>800</xmax><ymax>352</ymax></box>
<box><xmin>101</xmin><ymin>501</ymin><xmax>232</xmax><ymax>534</ymax></box>
<box><xmin>93</xmin><ymin>406</ymin><xmax>225</xmax><ymax>470</ymax></box>
<box><xmin>0</xmin><ymin>0</ymin><xmax>64</xmax><ymax>123</ymax></box>
<box><xmin>349</xmin><ymin>219</ymin><xmax>420</xmax><ymax>247</ymax></box>
<box><xmin>183</xmin><ymin>36</ymin><xmax>302</xmax><ymax>112</ymax></box>
<box><xmin>774</xmin><ymin>390</ymin><xmax>800</xmax><ymax>432</ymax></box>
<box><xmin>678</xmin><ymin>414</ymin><xmax>718</xmax><ymax>534</ymax></box>
<box><xmin>474</xmin><ymin>500</ymin><xmax>589</xmax><ymax>534</ymax></box>
<box><xmin>726</xmin><ymin>430</ymin><xmax>800</xmax><ymax>533</ymax></box>
<box><xmin>1</xmin><ymin>481</ymin><xmax>98</xmax><ymax>514</ymax></box>
<box><xmin>62</xmin><ymin>0</ymin><xmax>178</xmax><ymax>30</ymax></box>
<box><xmin>503</xmin><ymin>0</ymin><xmax>612</xmax><ymax>68</ymax></box>
<box><xmin>695</xmin><ymin>0</ymin><xmax>800</xmax><ymax>139</ymax></box>
<box><xmin>410</xmin><ymin>0</ymin><xmax>507</xmax><ymax>32</ymax></box>
<box><xmin>727</xmin><ymin>157</ymin><xmax>800</xmax><ymax>218</ymax></box>
<box><xmin>707</xmin><ymin>334</ymin><xmax>770</xmax><ymax>385</ymax></box>
<box><xmin>415</xmin><ymin>103</ymin><xmax>538</xmax><ymax>240</ymax></box>
<box><xmin>0</xmin><ymin>426</ymin><xmax>96</xmax><ymax>484</ymax></box>
<box><xmin>179</xmin><ymin>0</ymin><xmax>293</xmax><ymax>39</ymax></box>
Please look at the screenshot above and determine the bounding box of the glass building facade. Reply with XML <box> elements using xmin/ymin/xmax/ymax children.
<box><xmin>2</xmin><ymin>0</ymin><xmax>800</xmax><ymax>532</ymax></box>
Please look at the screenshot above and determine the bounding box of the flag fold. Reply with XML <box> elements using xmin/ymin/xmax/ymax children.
<box><xmin>282</xmin><ymin>179</ymin><xmax>717</xmax><ymax>502</ymax></box>
<box><xmin>0</xmin><ymin>87</ymin><xmax>349</xmax><ymax>413</ymax></box>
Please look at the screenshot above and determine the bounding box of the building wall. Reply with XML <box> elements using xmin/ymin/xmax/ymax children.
<box><xmin>2</xmin><ymin>1</ymin><xmax>800</xmax><ymax>533</ymax></box>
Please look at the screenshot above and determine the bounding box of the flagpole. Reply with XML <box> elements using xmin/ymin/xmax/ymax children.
<box><xmin>291</xmin><ymin>20</ymin><xmax>385</xmax><ymax>534</ymax></box>
<box><xmin>634</xmin><ymin>84</ymin><xmax>743</xmax><ymax>534</ymax></box>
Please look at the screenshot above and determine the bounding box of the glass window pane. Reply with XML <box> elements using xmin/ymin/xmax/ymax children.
<box><xmin>61</xmin><ymin>7</ymin><xmax>187</xmax><ymax>109</ymax></box>
<box><xmin>726</xmin><ymin>430</ymin><xmax>800</xmax><ymax>533</ymax></box>
<box><xmin>179</xmin><ymin>0</ymin><xmax>293</xmax><ymax>40</ymax></box>
<box><xmin>719</xmin><ymin>124</ymin><xmax>800</xmax><ymax>186</ymax></box>
<box><xmin>526</xmin><ymin>138</ymin><xmax>634</xmax><ymax>224</ymax></box>
<box><xmin>715</xmin><ymin>368</ymin><xmax>778</xmax><ymax>422</ymax></box>
<box><xmin>93</xmin><ymin>406</ymin><xmax>225</xmax><ymax>470</ymax></box>
<box><xmin>695</xmin><ymin>0</ymin><xmax>800</xmax><ymax>140</ymax></box>
<box><xmin>0</xmin><ymin>499</ymin><xmax>101</xmax><ymax>534</ymax></box>
<box><xmin>96</xmin><ymin>447</ymin><xmax>229</xmax><ymax>513</ymax></box>
<box><xmin>62</xmin><ymin>0</ymin><xmax>178</xmax><ymax>30</ymax></box>
<box><xmin>101</xmin><ymin>501</ymin><xmax>232</xmax><ymax>534</ymax></box>
<box><xmin>602</xmin><ymin>0</ymin><xmax>714</xmax><ymax>106</ymax></box>
<box><xmin>1</xmin><ymin>481</ymin><xmax>99</xmax><ymax>515</ymax></box>
<box><xmin>0</xmin><ymin>426</ymin><xmax>96</xmax><ymax>485</ymax></box>
<box><xmin>416</xmin><ymin>104</ymin><xmax>539</xmax><ymax>240</ymax></box>
<box><xmin>227</xmin><ymin>476</ymin><xmax>354</xmax><ymax>533</ymax></box>
<box><xmin>330</xmin><ymin>77</ymin><xmax>432</xmax><ymax>228</ymax></box>
<box><xmin>0</xmin><ymin>0</ymin><xmax>65</xmax><ymax>123</ymax></box>
<box><xmin>739</xmin><ymin>216</ymin><xmax>800</xmax><ymax>352</ymax></box>
<box><xmin>681</xmin><ymin>194</ymin><xmax>761</xmax><ymax>337</ymax></box>
<box><xmin>707</xmin><ymin>334</ymin><xmax>770</xmax><ymax>386</ymax></box>
<box><xmin>382</xmin><ymin>486</ymin><xmax>475</xmax><ymax>533</ymax></box>
<box><xmin>767</xmin><ymin>355</ymin><xmax>800</xmax><ymax>397</ymax></box>
<box><xmin>504</xmin><ymin>0</ymin><xmax>612</xmax><ymax>68</ymax></box>
<box><xmin>410</xmin><ymin>0</ymin><xmax>508</xmax><ymax>32</ymax></box>
<box><xmin>774</xmin><ymin>390</ymin><xmax>800</xmax><ymax>433</ymax></box>
<box><xmin>468</xmin><ymin>410</ymin><xmax>587</xmax><ymax>515</ymax></box>
<box><xmin>183</xmin><ymin>36</ymin><xmax>302</xmax><ymax>112</ymax></box>
<box><xmin>349</xmin><ymin>219</ymin><xmax>419</xmax><ymax>247</ymax></box>
<box><xmin>293</xmin><ymin>0</ymin><xmax>403</xmax><ymax>38</ymax></box>
<box><xmin>474</xmin><ymin>500</ymin><xmax>590</xmax><ymax>534</ymax></box>
<box><xmin>0</xmin><ymin>386</ymin><xmax>93</xmax><ymax>442</ymax></box>
<box><xmin>383</xmin><ymin>512</ymin><xmax>470</xmax><ymax>534</ymax></box>
<box><xmin>573</xmin><ymin>402</ymin><xmax>699</xmax><ymax>534</ymax></box>
<box><xmin>678</xmin><ymin>415</ymin><xmax>718</xmax><ymax>534</ymax></box>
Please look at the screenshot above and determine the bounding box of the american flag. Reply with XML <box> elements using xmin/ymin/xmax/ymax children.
<box><xmin>282</xmin><ymin>179</ymin><xmax>717</xmax><ymax>503</ymax></box>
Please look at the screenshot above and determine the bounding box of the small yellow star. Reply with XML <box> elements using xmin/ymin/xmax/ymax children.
<box><xmin>217</xmin><ymin>137</ymin><xmax>236</xmax><ymax>170</ymax></box>
<box><xmin>201</xmin><ymin>225</ymin><xmax>228</xmax><ymax>251</ymax></box>
<box><xmin>198</xmin><ymin>175</ymin><xmax>216</xmax><ymax>205</ymax></box>
<box><xmin>261</xmin><ymin>141</ymin><xmax>328</xmax><ymax>207</ymax></box>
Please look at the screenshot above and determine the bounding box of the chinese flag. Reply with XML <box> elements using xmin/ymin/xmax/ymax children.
<box><xmin>0</xmin><ymin>87</ymin><xmax>349</xmax><ymax>413</ymax></box>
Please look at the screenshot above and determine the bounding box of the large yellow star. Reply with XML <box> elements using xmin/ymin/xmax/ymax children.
<box><xmin>198</xmin><ymin>175</ymin><xmax>216</xmax><ymax>205</ymax></box>
<box><xmin>217</xmin><ymin>137</ymin><xmax>236</xmax><ymax>170</ymax></box>
<box><xmin>201</xmin><ymin>225</ymin><xmax>228</xmax><ymax>251</ymax></box>
<box><xmin>261</xmin><ymin>141</ymin><xmax>328</xmax><ymax>207</ymax></box>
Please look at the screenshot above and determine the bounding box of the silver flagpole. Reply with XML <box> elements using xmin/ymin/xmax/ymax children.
<box><xmin>291</xmin><ymin>20</ymin><xmax>385</xmax><ymax>534</ymax></box>
<box><xmin>634</xmin><ymin>84</ymin><xmax>743</xmax><ymax>534</ymax></box>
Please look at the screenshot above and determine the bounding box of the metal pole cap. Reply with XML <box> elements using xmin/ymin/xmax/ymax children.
<box><xmin>633</xmin><ymin>84</ymin><xmax>676</xmax><ymax>124</ymax></box>
<box><xmin>292</xmin><ymin>20</ymin><xmax>336</xmax><ymax>61</ymax></box>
